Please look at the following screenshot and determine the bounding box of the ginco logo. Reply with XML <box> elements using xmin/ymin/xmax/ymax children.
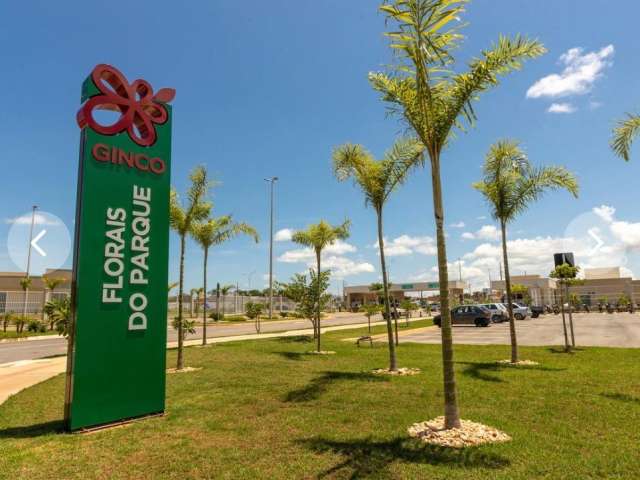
<box><xmin>92</xmin><ymin>143</ymin><xmax>166</xmax><ymax>175</ymax></box>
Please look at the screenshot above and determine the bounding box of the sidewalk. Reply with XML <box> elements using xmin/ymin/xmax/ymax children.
<box><xmin>0</xmin><ymin>317</ymin><xmax>428</xmax><ymax>405</ymax></box>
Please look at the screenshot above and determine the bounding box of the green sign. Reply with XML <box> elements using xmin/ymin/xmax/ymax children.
<box><xmin>65</xmin><ymin>64</ymin><xmax>174</xmax><ymax>431</ymax></box>
<box><xmin>401</xmin><ymin>284</ymin><xmax>414</xmax><ymax>290</ymax></box>
<box><xmin>427</xmin><ymin>282</ymin><xmax>439</xmax><ymax>289</ymax></box>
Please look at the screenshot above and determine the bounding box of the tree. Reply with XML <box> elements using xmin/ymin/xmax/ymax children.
<box><xmin>611</xmin><ymin>114</ymin><xmax>640</xmax><ymax>161</ymax></box>
<box><xmin>44</xmin><ymin>297</ymin><xmax>71</xmax><ymax>337</ymax></box>
<box><xmin>191</xmin><ymin>216</ymin><xmax>258</xmax><ymax>345</ymax></box>
<box><xmin>475</xmin><ymin>140</ymin><xmax>578</xmax><ymax>363</ymax></box>
<box><xmin>292</xmin><ymin>220</ymin><xmax>350</xmax><ymax>352</ymax></box>
<box><xmin>18</xmin><ymin>277</ymin><xmax>32</xmax><ymax>334</ymax></box>
<box><xmin>333</xmin><ymin>138</ymin><xmax>424</xmax><ymax>371</ymax></box>
<box><xmin>372</xmin><ymin>0</ymin><xmax>545</xmax><ymax>429</ymax></box>
<box><xmin>400</xmin><ymin>299</ymin><xmax>418</xmax><ymax>325</ymax></box>
<box><xmin>360</xmin><ymin>303</ymin><xmax>382</xmax><ymax>333</ymax></box>
<box><xmin>43</xmin><ymin>276</ymin><xmax>65</xmax><ymax>329</ymax></box>
<box><xmin>511</xmin><ymin>283</ymin><xmax>531</xmax><ymax>305</ymax></box>
<box><xmin>245</xmin><ymin>302</ymin><xmax>264</xmax><ymax>333</ymax></box>
<box><xmin>169</xmin><ymin>165</ymin><xmax>212</xmax><ymax>370</ymax></box>
<box><xmin>550</xmin><ymin>263</ymin><xmax>581</xmax><ymax>351</ymax></box>
<box><xmin>190</xmin><ymin>288</ymin><xmax>203</xmax><ymax>317</ymax></box>
<box><xmin>219</xmin><ymin>284</ymin><xmax>235</xmax><ymax>317</ymax></box>
<box><xmin>285</xmin><ymin>271</ymin><xmax>332</xmax><ymax>333</ymax></box>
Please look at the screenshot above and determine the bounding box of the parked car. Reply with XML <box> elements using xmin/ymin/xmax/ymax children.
<box><xmin>478</xmin><ymin>303</ymin><xmax>508</xmax><ymax>323</ymax></box>
<box><xmin>506</xmin><ymin>302</ymin><xmax>531</xmax><ymax>320</ymax></box>
<box><xmin>530</xmin><ymin>305</ymin><xmax>544</xmax><ymax>318</ymax></box>
<box><xmin>433</xmin><ymin>305</ymin><xmax>492</xmax><ymax>328</ymax></box>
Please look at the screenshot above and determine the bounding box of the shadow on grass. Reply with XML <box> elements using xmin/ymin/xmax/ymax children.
<box><xmin>547</xmin><ymin>347</ymin><xmax>586</xmax><ymax>354</ymax></box>
<box><xmin>284</xmin><ymin>371</ymin><xmax>387</xmax><ymax>403</ymax></box>
<box><xmin>277</xmin><ymin>335</ymin><xmax>314</xmax><ymax>344</ymax></box>
<box><xmin>458</xmin><ymin>361</ymin><xmax>566</xmax><ymax>384</ymax></box>
<box><xmin>300</xmin><ymin>436</ymin><xmax>510</xmax><ymax>478</ymax></box>
<box><xmin>601</xmin><ymin>392</ymin><xmax>640</xmax><ymax>405</ymax></box>
<box><xmin>274</xmin><ymin>351</ymin><xmax>307</xmax><ymax>361</ymax></box>
<box><xmin>0</xmin><ymin>420</ymin><xmax>64</xmax><ymax>438</ymax></box>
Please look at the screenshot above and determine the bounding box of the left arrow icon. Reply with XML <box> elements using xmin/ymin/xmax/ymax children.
<box><xmin>31</xmin><ymin>229</ymin><xmax>47</xmax><ymax>257</ymax></box>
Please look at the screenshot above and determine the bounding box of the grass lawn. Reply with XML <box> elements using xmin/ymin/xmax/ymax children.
<box><xmin>0</xmin><ymin>321</ymin><xmax>639</xmax><ymax>479</ymax></box>
<box><xmin>0</xmin><ymin>329</ymin><xmax>58</xmax><ymax>340</ymax></box>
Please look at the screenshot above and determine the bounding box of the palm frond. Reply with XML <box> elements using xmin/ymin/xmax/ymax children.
<box><xmin>611</xmin><ymin>114</ymin><xmax>640</xmax><ymax>161</ymax></box>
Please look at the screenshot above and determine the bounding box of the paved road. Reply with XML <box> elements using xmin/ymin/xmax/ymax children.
<box><xmin>0</xmin><ymin>312</ymin><xmax>394</xmax><ymax>364</ymax></box>
<box><xmin>394</xmin><ymin>312</ymin><xmax>640</xmax><ymax>347</ymax></box>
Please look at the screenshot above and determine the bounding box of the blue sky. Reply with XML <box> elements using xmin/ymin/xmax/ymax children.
<box><xmin>2</xmin><ymin>0</ymin><xmax>640</xmax><ymax>294</ymax></box>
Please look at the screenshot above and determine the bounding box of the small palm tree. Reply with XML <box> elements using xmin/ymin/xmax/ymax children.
<box><xmin>474</xmin><ymin>140</ymin><xmax>578</xmax><ymax>363</ymax></box>
<box><xmin>373</xmin><ymin>0</ymin><xmax>545</xmax><ymax>429</ymax></box>
<box><xmin>292</xmin><ymin>220</ymin><xmax>350</xmax><ymax>352</ymax></box>
<box><xmin>18</xmin><ymin>277</ymin><xmax>32</xmax><ymax>333</ymax></box>
<box><xmin>44</xmin><ymin>297</ymin><xmax>71</xmax><ymax>337</ymax></box>
<box><xmin>169</xmin><ymin>165</ymin><xmax>212</xmax><ymax>370</ymax></box>
<box><xmin>611</xmin><ymin>114</ymin><xmax>640</xmax><ymax>161</ymax></box>
<box><xmin>333</xmin><ymin>138</ymin><xmax>424</xmax><ymax>371</ymax></box>
<box><xmin>219</xmin><ymin>284</ymin><xmax>235</xmax><ymax>317</ymax></box>
<box><xmin>43</xmin><ymin>276</ymin><xmax>65</xmax><ymax>329</ymax></box>
<box><xmin>191</xmin><ymin>216</ymin><xmax>258</xmax><ymax>345</ymax></box>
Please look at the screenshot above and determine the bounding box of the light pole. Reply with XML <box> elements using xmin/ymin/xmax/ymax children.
<box><xmin>22</xmin><ymin>205</ymin><xmax>38</xmax><ymax>320</ymax></box>
<box><xmin>264</xmin><ymin>177</ymin><xmax>278</xmax><ymax>319</ymax></box>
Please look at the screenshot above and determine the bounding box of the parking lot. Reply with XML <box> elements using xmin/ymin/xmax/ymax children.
<box><xmin>395</xmin><ymin>312</ymin><xmax>640</xmax><ymax>348</ymax></box>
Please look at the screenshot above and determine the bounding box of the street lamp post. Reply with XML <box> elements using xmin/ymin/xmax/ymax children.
<box><xmin>264</xmin><ymin>177</ymin><xmax>278</xmax><ymax>320</ymax></box>
<box><xmin>22</xmin><ymin>205</ymin><xmax>38</xmax><ymax>320</ymax></box>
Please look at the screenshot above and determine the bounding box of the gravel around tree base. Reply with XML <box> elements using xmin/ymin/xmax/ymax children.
<box><xmin>166</xmin><ymin>367</ymin><xmax>203</xmax><ymax>374</ymax></box>
<box><xmin>496</xmin><ymin>359</ymin><xmax>540</xmax><ymax>366</ymax></box>
<box><xmin>306</xmin><ymin>350</ymin><xmax>336</xmax><ymax>355</ymax></box>
<box><xmin>408</xmin><ymin>417</ymin><xmax>512</xmax><ymax>448</ymax></box>
<box><xmin>372</xmin><ymin>367</ymin><xmax>421</xmax><ymax>376</ymax></box>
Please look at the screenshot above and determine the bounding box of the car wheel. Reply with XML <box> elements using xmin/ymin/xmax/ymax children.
<box><xmin>474</xmin><ymin>319</ymin><xmax>483</xmax><ymax>327</ymax></box>
<box><xmin>515</xmin><ymin>313</ymin><xmax>524</xmax><ymax>320</ymax></box>
<box><xmin>491</xmin><ymin>314</ymin><xmax>501</xmax><ymax>323</ymax></box>
<box><xmin>482</xmin><ymin>320</ymin><xmax>490</xmax><ymax>327</ymax></box>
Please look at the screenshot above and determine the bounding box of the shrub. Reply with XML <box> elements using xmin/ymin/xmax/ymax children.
<box><xmin>27</xmin><ymin>319</ymin><xmax>46</xmax><ymax>333</ymax></box>
<box><xmin>208</xmin><ymin>312</ymin><xmax>224</xmax><ymax>321</ymax></box>
<box><xmin>223</xmin><ymin>315</ymin><xmax>247</xmax><ymax>322</ymax></box>
<box><xmin>279</xmin><ymin>311</ymin><xmax>288</xmax><ymax>318</ymax></box>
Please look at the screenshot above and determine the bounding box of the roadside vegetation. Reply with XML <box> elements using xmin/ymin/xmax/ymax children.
<box><xmin>1</xmin><ymin>324</ymin><xmax>638</xmax><ymax>479</ymax></box>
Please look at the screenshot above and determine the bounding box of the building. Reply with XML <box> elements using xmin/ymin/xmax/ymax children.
<box><xmin>0</xmin><ymin>269</ymin><xmax>71</xmax><ymax>314</ymax></box>
<box><xmin>344</xmin><ymin>280</ymin><xmax>466</xmax><ymax>309</ymax></box>
<box><xmin>490</xmin><ymin>267</ymin><xmax>640</xmax><ymax>306</ymax></box>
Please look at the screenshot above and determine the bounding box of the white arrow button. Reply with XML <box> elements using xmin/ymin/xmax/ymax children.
<box><xmin>31</xmin><ymin>229</ymin><xmax>47</xmax><ymax>257</ymax></box>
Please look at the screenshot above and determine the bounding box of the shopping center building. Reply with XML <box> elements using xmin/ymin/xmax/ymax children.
<box><xmin>490</xmin><ymin>267</ymin><xmax>640</xmax><ymax>306</ymax></box>
<box><xmin>0</xmin><ymin>269</ymin><xmax>71</xmax><ymax>314</ymax></box>
<box><xmin>344</xmin><ymin>280</ymin><xmax>466</xmax><ymax>309</ymax></box>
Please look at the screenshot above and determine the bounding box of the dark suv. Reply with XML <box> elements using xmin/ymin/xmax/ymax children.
<box><xmin>433</xmin><ymin>305</ymin><xmax>492</xmax><ymax>328</ymax></box>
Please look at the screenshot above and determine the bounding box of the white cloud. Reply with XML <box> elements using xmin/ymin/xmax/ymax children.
<box><xmin>375</xmin><ymin>234</ymin><xmax>437</xmax><ymax>257</ymax></box>
<box><xmin>450</xmin><ymin>221</ymin><xmax>465</xmax><ymax>228</ymax></box>
<box><xmin>276</xmin><ymin>240</ymin><xmax>370</xmax><ymax>278</ymax></box>
<box><xmin>278</xmin><ymin>248</ymin><xmax>314</xmax><ymax>263</ymax></box>
<box><xmin>274</xmin><ymin>228</ymin><xmax>293</xmax><ymax>242</ymax></box>
<box><xmin>527</xmin><ymin>45</ymin><xmax>614</xmax><ymax>99</ymax></box>
<box><xmin>548</xmin><ymin>102</ymin><xmax>576</xmax><ymax>114</ymax></box>
<box><xmin>325</xmin><ymin>239</ymin><xmax>357</xmax><ymax>255</ymax></box>
<box><xmin>5</xmin><ymin>213</ymin><xmax>61</xmax><ymax>226</ymax></box>
<box><xmin>477</xmin><ymin>216</ymin><xmax>487</xmax><ymax>220</ymax></box>
<box><xmin>461</xmin><ymin>225</ymin><xmax>500</xmax><ymax>241</ymax></box>
<box><xmin>593</xmin><ymin>205</ymin><xmax>615</xmax><ymax>223</ymax></box>
<box><xmin>322</xmin><ymin>256</ymin><xmax>375</xmax><ymax>278</ymax></box>
<box><xmin>594</xmin><ymin>205</ymin><xmax>640</xmax><ymax>250</ymax></box>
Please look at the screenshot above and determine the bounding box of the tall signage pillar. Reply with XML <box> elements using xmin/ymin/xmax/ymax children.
<box><xmin>65</xmin><ymin>64</ymin><xmax>175</xmax><ymax>431</ymax></box>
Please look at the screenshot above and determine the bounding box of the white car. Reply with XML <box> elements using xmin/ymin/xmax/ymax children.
<box><xmin>478</xmin><ymin>303</ymin><xmax>509</xmax><ymax>323</ymax></box>
<box><xmin>504</xmin><ymin>302</ymin><xmax>531</xmax><ymax>320</ymax></box>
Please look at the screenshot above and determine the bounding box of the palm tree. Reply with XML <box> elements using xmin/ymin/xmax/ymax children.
<box><xmin>43</xmin><ymin>276</ymin><xmax>65</xmax><ymax>329</ymax></box>
<box><xmin>474</xmin><ymin>140</ymin><xmax>578</xmax><ymax>363</ymax></box>
<box><xmin>372</xmin><ymin>0</ymin><xmax>545</xmax><ymax>429</ymax></box>
<box><xmin>611</xmin><ymin>114</ymin><xmax>640</xmax><ymax>161</ymax></box>
<box><xmin>19</xmin><ymin>277</ymin><xmax>32</xmax><ymax>333</ymax></box>
<box><xmin>44</xmin><ymin>297</ymin><xmax>71</xmax><ymax>337</ymax></box>
<box><xmin>190</xmin><ymin>288</ymin><xmax>202</xmax><ymax>317</ymax></box>
<box><xmin>169</xmin><ymin>165</ymin><xmax>212</xmax><ymax>370</ymax></box>
<box><xmin>219</xmin><ymin>284</ymin><xmax>236</xmax><ymax>317</ymax></box>
<box><xmin>333</xmin><ymin>139</ymin><xmax>423</xmax><ymax>371</ymax></box>
<box><xmin>292</xmin><ymin>220</ymin><xmax>351</xmax><ymax>352</ymax></box>
<box><xmin>191</xmin><ymin>216</ymin><xmax>258</xmax><ymax>345</ymax></box>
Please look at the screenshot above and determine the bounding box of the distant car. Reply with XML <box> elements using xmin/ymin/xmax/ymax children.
<box><xmin>433</xmin><ymin>305</ymin><xmax>492</xmax><ymax>328</ymax></box>
<box><xmin>504</xmin><ymin>302</ymin><xmax>531</xmax><ymax>320</ymax></box>
<box><xmin>478</xmin><ymin>303</ymin><xmax>509</xmax><ymax>323</ymax></box>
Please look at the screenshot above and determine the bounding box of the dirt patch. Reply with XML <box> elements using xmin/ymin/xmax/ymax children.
<box><xmin>166</xmin><ymin>367</ymin><xmax>203</xmax><ymax>374</ymax></box>
<box><xmin>496</xmin><ymin>359</ymin><xmax>539</xmax><ymax>366</ymax></box>
<box><xmin>305</xmin><ymin>350</ymin><xmax>336</xmax><ymax>355</ymax></box>
<box><xmin>372</xmin><ymin>367</ymin><xmax>421</xmax><ymax>376</ymax></box>
<box><xmin>408</xmin><ymin>416</ymin><xmax>511</xmax><ymax>448</ymax></box>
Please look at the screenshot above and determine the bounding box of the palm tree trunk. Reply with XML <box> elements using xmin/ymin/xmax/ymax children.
<box><xmin>177</xmin><ymin>234</ymin><xmax>186</xmax><ymax>370</ymax></box>
<box><xmin>559</xmin><ymin>282</ymin><xmax>570</xmax><ymax>351</ymax></box>
<box><xmin>566</xmin><ymin>283</ymin><xmax>576</xmax><ymax>347</ymax></box>
<box><xmin>202</xmin><ymin>247</ymin><xmax>208</xmax><ymax>346</ymax></box>
<box><xmin>500</xmin><ymin>219</ymin><xmax>519</xmax><ymax>364</ymax></box>
<box><xmin>376</xmin><ymin>207</ymin><xmax>397</xmax><ymax>371</ymax></box>
<box><xmin>316</xmin><ymin>249</ymin><xmax>322</xmax><ymax>352</ymax></box>
<box><xmin>430</xmin><ymin>152</ymin><xmax>461</xmax><ymax>429</ymax></box>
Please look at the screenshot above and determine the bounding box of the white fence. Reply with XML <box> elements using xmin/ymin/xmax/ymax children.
<box><xmin>168</xmin><ymin>295</ymin><xmax>297</xmax><ymax>316</ymax></box>
<box><xmin>0</xmin><ymin>290</ymin><xmax>70</xmax><ymax>315</ymax></box>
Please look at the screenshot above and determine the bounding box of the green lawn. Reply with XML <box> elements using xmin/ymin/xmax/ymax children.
<box><xmin>0</xmin><ymin>321</ymin><xmax>639</xmax><ymax>479</ymax></box>
<box><xmin>0</xmin><ymin>329</ymin><xmax>58</xmax><ymax>340</ymax></box>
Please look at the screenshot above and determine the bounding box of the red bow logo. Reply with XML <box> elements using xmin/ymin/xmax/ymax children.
<box><xmin>77</xmin><ymin>64</ymin><xmax>175</xmax><ymax>147</ymax></box>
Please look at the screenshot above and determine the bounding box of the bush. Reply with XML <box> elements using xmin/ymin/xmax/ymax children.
<box><xmin>27</xmin><ymin>319</ymin><xmax>46</xmax><ymax>333</ymax></box>
<box><xmin>208</xmin><ymin>312</ymin><xmax>224</xmax><ymax>321</ymax></box>
<box><xmin>279</xmin><ymin>312</ymin><xmax>288</xmax><ymax>318</ymax></box>
<box><xmin>223</xmin><ymin>315</ymin><xmax>247</xmax><ymax>322</ymax></box>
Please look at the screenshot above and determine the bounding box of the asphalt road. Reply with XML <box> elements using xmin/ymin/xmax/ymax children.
<box><xmin>397</xmin><ymin>312</ymin><xmax>640</xmax><ymax>347</ymax></box>
<box><xmin>0</xmin><ymin>312</ymin><xmax>385</xmax><ymax>364</ymax></box>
